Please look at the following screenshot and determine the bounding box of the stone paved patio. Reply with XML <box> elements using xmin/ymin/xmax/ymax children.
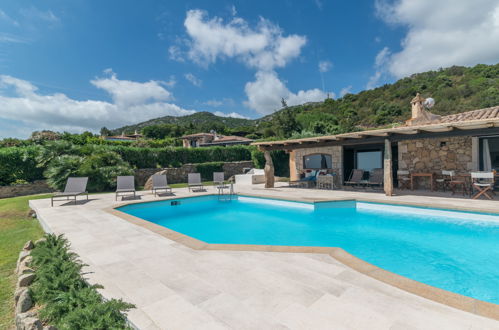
<box><xmin>29</xmin><ymin>184</ymin><xmax>499</xmax><ymax>329</ymax></box>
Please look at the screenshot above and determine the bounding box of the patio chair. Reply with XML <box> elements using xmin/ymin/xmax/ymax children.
<box><xmin>188</xmin><ymin>173</ymin><xmax>204</xmax><ymax>192</ymax></box>
<box><xmin>115</xmin><ymin>176</ymin><xmax>136</xmax><ymax>201</ymax></box>
<box><xmin>344</xmin><ymin>169</ymin><xmax>365</xmax><ymax>188</ymax></box>
<box><xmin>366</xmin><ymin>168</ymin><xmax>383</xmax><ymax>189</ymax></box>
<box><xmin>397</xmin><ymin>170</ymin><xmax>410</xmax><ymax>190</ymax></box>
<box><xmin>152</xmin><ymin>174</ymin><xmax>172</xmax><ymax>197</ymax></box>
<box><xmin>51</xmin><ymin>177</ymin><xmax>88</xmax><ymax>207</ymax></box>
<box><xmin>471</xmin><ymin>172</ymin><xmax>495</xmax><ymax>200</ymax></box>
<box><xmin>435</xmin><ymin>170</ymin><xmax>454</xmax><ymax>192</ymax></box>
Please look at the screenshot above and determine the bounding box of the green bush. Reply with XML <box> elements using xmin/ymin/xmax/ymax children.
<box><xmin>44</xmin><ymin>151</ymin><xmax>134</xmax><ymax>192</ymax></box>
<box><xmin>44</xmin><ymin>155</ymin><xmax>84</xmax><ymax>191</ymax></box>
<box><xmin>195</xmin><ymin>162</ymin><xmax>224</xmax><ymax>180</ymax></box>
<box><xmin>0</xmin><ymin>147</ymin><xmax>44</xmax><ymax>185</ymax></box>
<box><xmin>30</xmin><ymin>234</ymin><xmax>134</xmax><ymax>329</ymax></box>
<box><xmin>77</xmin><ymin>151</ymin><xmax>134</xmax><ymax>191</ymax></box>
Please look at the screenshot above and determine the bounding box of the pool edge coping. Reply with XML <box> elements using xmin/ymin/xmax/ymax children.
<box><xmin>105</xmin><ymin>194</ymin><xmax>499</xmax><ymax>321</ymax></box>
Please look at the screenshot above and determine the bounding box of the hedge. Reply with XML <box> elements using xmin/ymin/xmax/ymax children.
<box><xmin>195</xmin><ymin>162</ymin><xmax>224</xmax><ymax>181</ymax></box>
<box><xmin>0</xmin><ymin>144</ymin><xmax>291</xmax><ymax>186</ymax></box>
<box><xmin>0</xmin><ymin>147</ymin><xmax>44</xmax><ymax>185</ymax></box>
<box><xmin>108</xmin><ymin>145</ymin><xmax>252</xmax><ymax>168</ymax></box>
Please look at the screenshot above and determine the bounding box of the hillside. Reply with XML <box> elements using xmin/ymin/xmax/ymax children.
<box><xmin>111</xmin><ymin>111</ymin><xmax>256</xmax><ymax>135</ymax></box>
<box><xmin>113</xmin><ymin>63</ymin><xmax>499</xmax><ymax>139</ymax></box>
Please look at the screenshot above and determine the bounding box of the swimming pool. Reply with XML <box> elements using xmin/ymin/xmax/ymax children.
<box><xmin>117</xmin><ymin>195</ymin><xmax>499</xmax><ymax>304</ymax></box>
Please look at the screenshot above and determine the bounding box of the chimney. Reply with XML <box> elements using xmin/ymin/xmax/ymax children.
<box><xmin>406</xmin><ymin>93</ymin><xmax>440</xmax><ymax>126</ymax></box>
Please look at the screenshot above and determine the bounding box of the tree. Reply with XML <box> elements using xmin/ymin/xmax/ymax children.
<box><xmin>100</xmin><ymin>127</ymin><xmax>111</xmax><ymax>136</ymax></box>
<box><xmin>274</xmin><ymin>108</ymin><xmax>301</xmax><ymax>137</ymax></box>
<box><xmin>281</xmin><ymin>97</ymin><xmax>288</xmax><ymax>108</ymax></box>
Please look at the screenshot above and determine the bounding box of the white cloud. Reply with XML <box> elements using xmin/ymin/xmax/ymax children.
<box><xmin>0</xmin><ymin>33</ymin><xmax>27</xmax><ymax>43</ymax></box>
<box><xmin>318</xmin><ymin>60</ymin><xmax>332</xmax><ymax>73</ymax></box>
<box><xmin>184</xmin><ymin>73</ymin><xmax>202</xmax><ymax>87</ymax></box>
<box><xmin>340</xmin><ymin>85</ymin><xmax>352</xmax><ymax>97</ymax></box>
<box><xmin>375</xmin><ymin>0</ymin><xmax>499</xmax><ymax>77</ymax></box>
<box><xmin>183</xmin><ymin>9</ymin><xmax>306</xmax><ymax>71</ymax></box>
<box><xmin>168</xmin><ymin>45</ymin><xmax>185</xmax><ymax>62</ymax></box>
<box><xmin>213</xmin><ymin>111</ymin><xmax>248</xmax><ymax>119</ymax></box>
<box><xmin>366</xmin><ymin>46</ymin><xmax>391</xmax><ymax>89</ymax></box>
<box><xmin>202</xmin><ymin>98</ymin><xmax>235</xmax><ymax>107</ymax></box>
<box><xmin>91</xmin><ymin>69</ymin><xmax>172</xmax><ymax>106</ymax></box>
<box><xmin>20</xmin><ymin>7</ymin><xmax>59</xmax><ymax>23</ymax></box>
<box><xmin>0</xmin><ymin>10</ymin><xmax>19</xmax><ymax>26</ymax></box>
<box><xmin>244</xmin><ymin>71</ymin><xmax>329</xmax><ymax>115</ymax></box>
<box><xmin>230</xmin><ymin>5</ymin><xmax>237</xmax><ymax>16</ymax></box>
<box><xmin>0</xmin><ymin>73</ymin><xmax>195</xmax><ymax>134</ymax></box>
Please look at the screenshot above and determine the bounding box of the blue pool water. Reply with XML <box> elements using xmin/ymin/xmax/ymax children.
<box><xmin>118</xmin><ymin>195</ymin><xmax>499</xmax><ymax>304</ymax></box>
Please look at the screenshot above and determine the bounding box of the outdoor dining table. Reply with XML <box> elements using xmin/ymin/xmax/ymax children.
<box><xmin>410</xmin><ymin>172</ymin><xmax>435</xmax><ymax>191</ymax></box>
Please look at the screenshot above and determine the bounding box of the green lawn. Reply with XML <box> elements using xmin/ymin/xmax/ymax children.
<box><xmin>0</xmin><ymin>194</ymin><xmax>49</xmax><ymax>329</ymax></box>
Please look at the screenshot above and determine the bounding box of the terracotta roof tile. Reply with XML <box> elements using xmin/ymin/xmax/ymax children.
<box><xmin>435</xmin><ymin>106</ymin><xmax>499</xmax><ymax>124</ymax></box>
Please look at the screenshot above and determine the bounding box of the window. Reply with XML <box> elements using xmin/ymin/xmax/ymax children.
<box><xmin>303</xmin><ymin>154</ymin><xmax>332</xmax><ymax>169</ymax></box>
<box><xmin>356</xmin><ymin>150</ymin><xmax>382</xmax><ymax>172</ymax></box>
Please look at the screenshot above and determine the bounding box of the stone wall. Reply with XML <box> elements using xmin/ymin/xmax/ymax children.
<box><xmin>0</xmin><ymin>180</ymin><xmax>54</xmax><ymax>199</ymax></box>
<box><xmin>398</xmin><ymin>136</ymin><xmax>473</xmax><ymax>175</ymax></box>
<box><xmin>291</xmin><ymin>146</ymin><xmax>343</xmax><ymax>184</ymax></box>
<box><xmin>135</xmin><ymin>160</ymin><xmax>254</xmax><ymax>186</ymax></box>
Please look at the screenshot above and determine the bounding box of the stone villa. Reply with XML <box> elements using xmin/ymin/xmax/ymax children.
<box><xmin>253</xmin><ymin>94</ymin><xmax>499</xmax><ymax>196</ymax></box>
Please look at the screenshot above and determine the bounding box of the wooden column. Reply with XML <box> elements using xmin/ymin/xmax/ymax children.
<box><xmin>263</xmin><ymin>150</ymin><xmax>275</xmax><ymax>188</ymax></box>
<box><xmin>288</xmin><ymin>150</ymin><xmax>298</xmax><ymax>181</ymax></box>
<box><xmin>384</xmin><ymin>139</ymin><xmax>393</xmax><ymax>196</ymax></box>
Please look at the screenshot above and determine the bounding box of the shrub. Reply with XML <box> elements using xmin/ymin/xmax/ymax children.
<box><xmin>195</xmin><ymin>162</ymin><xmax>224</xmax><ymax>181</ymax></box>
<box><xmin>0</xmin><ymin>146</ymin><xmax>44</xmax><ymax>185</ymax></box>
<box><xmin>77</xmin><ymin>151</ymin><xmax>134</xmax><ymax>191</ymax></box>
<box><xmin>44</xmin><ymin>151</ymin><xmax>133</xmax><ymax>192</ymax></box>
<box><xmin>44</xmin><ymin>155</ymin><xmax>84</xmax><ymax>191</ymax></box>
<box><xmin>30</xmin><ymin>234</ymin><xmax>135</xmax><ymax>329</ymax></box>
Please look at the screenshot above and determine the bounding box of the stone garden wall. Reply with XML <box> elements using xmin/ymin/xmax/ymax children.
<box><xmin>135</xmin><ymin>160</ymin><xmax>254</xmax><ymax>186</ymax></box>
<box><xmin>398</xmin><ymin>136</ymin><xmax>473</xmax><ymax>174</ymax></box>
<box><xmin>0</xmin><ymin>181</ymin><xmax>54</xmax><ymax>199</ymax></box>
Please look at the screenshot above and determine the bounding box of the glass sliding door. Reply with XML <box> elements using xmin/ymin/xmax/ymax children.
<box><xmin>480</xmin><ymin>136</ymin><xmax>499</xmax><ymax>171</ymax></box>
<box><xmin>356</xmin><ymin>150</ymin><xmax>382</xmax><ymax>172</ymax></box>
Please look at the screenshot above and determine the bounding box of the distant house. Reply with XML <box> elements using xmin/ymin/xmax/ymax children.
<box><xmin>103</xmin><ymin>130</ymin><xmax>143</xmax><ymax>141</ymax></box>
<box><xmin>182</xmin><ymin>132</ymin><xmax>253</xmax><ymax>148</ymax></box>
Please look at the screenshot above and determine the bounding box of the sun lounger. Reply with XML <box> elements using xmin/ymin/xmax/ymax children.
<box><xmin>366</xmin><ymin>168</ymin><xmax>383</xmax><ymax>189</ymax></box>
<box><xmin>152</xmin><ymin>174</ymin><xmax>172</xmax><ymax>196</ymax></box>
<box><xmin>188</xmin><ymin>173</ymin><xmax>204</xmax><ymax>192</ymax></box>
<box><xmin>344</xmin><ymin>169</ymin><xmax>365</xmax><ymax>188</ymax></box>
<box><xmin>213</xmin><ymin>172</ymin><xmax>228</xmax><ymax>189</ymax></box>
<box><xmin>51</xmin><ymin>177</ymin><xmax>88</xmax><ymax>207</ymax></box>
<box><xmin>115</xmin><ymin>176</ymin><xmax>136</xmax><ymax>201</ymax></box>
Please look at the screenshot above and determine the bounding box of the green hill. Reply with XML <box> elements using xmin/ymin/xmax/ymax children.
<box><xmin>110</xmin><ymin>111</ymin><xmax>256</xmax><ymax>135</ymax></box>
<box><xmin>112</xmin><ymin>63</ymin><xmax>499</xmax><ymax>139</ymax></box>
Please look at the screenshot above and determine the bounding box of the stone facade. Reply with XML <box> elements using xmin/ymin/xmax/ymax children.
<box><xmin>290</xmin><ymin>146</ymin><xmax>343</xmax><ymax>184</ymax></box>
<box><xmin>0</xmin><ymin>180</ymin><xmax>54</xmax><ymax>199</ymax></box>
<box><xmin>135</xmin><ymin>160</ymin><xmax>254</xmax><ymax>186</ymax></box>
<box><xmin>398</xmin><ymin>136</ymin><xmax>473</xmax><ymax>175</ymax></box>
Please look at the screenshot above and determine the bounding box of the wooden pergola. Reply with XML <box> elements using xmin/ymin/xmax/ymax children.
<box><xmin>253</xmin><ymin>118</ymin><xmax>499</xmax><ymax>196</ymax></box>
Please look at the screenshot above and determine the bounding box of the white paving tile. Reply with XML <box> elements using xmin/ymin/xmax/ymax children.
<box><xmin>29</xmin><ymin>186</ymin><xmax>499</xmax><ymax>329</ymax></box>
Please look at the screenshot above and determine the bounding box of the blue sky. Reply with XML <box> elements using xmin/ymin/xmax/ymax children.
<box><xmin>1</xmin><ymin>0</ymin><xmax>499</xmax><ymax>138</ymax></box>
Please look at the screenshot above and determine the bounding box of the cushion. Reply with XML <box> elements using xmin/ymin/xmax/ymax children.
<box><xmin>305</xmin><ymin>170</ymin><xmax>316</xmax><ymax>178</ymax></box>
